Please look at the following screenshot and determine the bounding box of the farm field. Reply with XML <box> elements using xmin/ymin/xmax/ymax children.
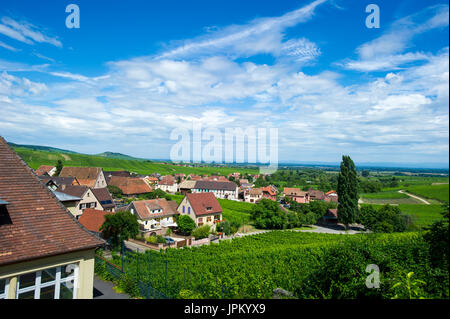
<box><xmin>406</xmin><ymin>184</ymin><xmax>449</xmax><ymax>202</ymax></box>
<box><xmin>360</xmin><ymin>203</ymin><xmax>445</xmax><ymax>227</ymax></box>
<box><xmin>13</xmin><ymin>146</ymin><xmax>258</xmax><ymax>176</ymax></box>
<box><xmin>101</xmin><ymin>231</ymin><xmax>447</xmax><ymax>299</ymax></box>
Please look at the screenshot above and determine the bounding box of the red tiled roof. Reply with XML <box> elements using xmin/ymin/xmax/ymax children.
<box><xmin>0</xmin><ymin>137</ymin><xmax>104</xmax><ymax>266</ymax></box>
<box><xmin>283</xmin><ymin>188</ymin><xmax>307</xmax><ymax>196</ymax></box>
<box><xmin>326</xmin><ymin>190</ymin><xmax>337</xmax><ymax>195</ymax></box>
<box><xmin>130</xmin><ymin>198</ymin><xmax>178</xmax><ymax>220</ymax></box>
<box><xmin>159</xmin><ymin>175</ymin><xmax>176</xmax><ymax>186</ymax></box>
<box><xmin>60</xmin><ymin>166</ymin><xmax>102</xmax><ymax>180</ymax></box>
<box><xmin>262</xmin><ymin>186</ymin><xmax>276</xmax><ymax>196</ymax></box>
<box><xmin>108</xmin><ymin>176</ymin><xmax>152</xmax><ymax>195</ymax></box>
<box><xmin>78</xmin><ymin>208</ymin><xmax>112</xmax><ymax>233</ymax></box>
<box><xmin>92</xmin><ymin>188</ymin><xmax>115</xmax><ymax>210</ymax></box>
<box><xmin>35</xmin><ymin>165</ymin><xmax>55</xmax><ymax>176</ymax></box>
<box><xmin>186</xmin><ymin>192</ymin><xmax>222</xmax><ymax>216</ymax></box>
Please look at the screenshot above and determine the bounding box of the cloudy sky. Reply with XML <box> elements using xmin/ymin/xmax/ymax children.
<box><xmin>0</xmin><ymin>0</ymin><xmax>448</xmax><ymax>167</ymax></box>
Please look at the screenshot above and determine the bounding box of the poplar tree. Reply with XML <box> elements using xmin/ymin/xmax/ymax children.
<box><xmin>337</xmin><ymin>155</ymin><xmax>359</xmax><ymax>229</ymax></box>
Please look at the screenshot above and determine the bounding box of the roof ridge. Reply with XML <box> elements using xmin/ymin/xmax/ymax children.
<box><xmin>0</xmin><ymin>137</ymin><xmax>105</xmax><ymax>249</ymax></box>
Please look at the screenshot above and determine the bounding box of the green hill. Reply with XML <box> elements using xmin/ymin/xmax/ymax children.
<box><xmin>12</xmin><ymin>146</ymin><xmax>258</xmax><ymax>176</ymax></box>
<box><xmin>7</xmin><ymin>142</ymin><xmax>78</xmax><ymax>154</ymax></box>
<box><xmin>95</xmin><ymin>151</ymin><xmax>146</xmax><ymax>161</ymax></box>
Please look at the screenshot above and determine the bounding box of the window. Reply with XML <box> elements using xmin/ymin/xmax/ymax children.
<box><xmin>182</xmin><ymin>206</ymin><xmax>185</xmax><ymax>213</ymax></box>
<box><xmin>16</xmin><ymin>264</ymin><xmax>78</xmax><ymax>299</ymax></box>
<box><xmin>207</xmin><ymin>217</ymin><xmax>211</xmax><ymax>222</ymax></box>
<box><xmin>198</xmin><ymin>218</ymin><xmax>203</xmax><ymax>223</ymax></box>
<box><xmin>0</xmin><ymin>278</ymin><xmax>10</xmax><ymax>299</ymax></box>
<box><xmin>188</xmin><ymin>207</ymin><xmax>190</xmax><ymax>215</ymax></box>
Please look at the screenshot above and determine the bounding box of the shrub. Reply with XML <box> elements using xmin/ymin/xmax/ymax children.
<box><xmin>250</xmin><ymin>199</ymin><xmax>287</xmax><ymax>229</ymax></box>
<box><xmin>100</xmin><ymin>210</ymin><xmax>139</xmax><ymax>248</ymax></box>
<box><xmin>146</xmin><ymin>236</ymin><xmax>157</xmax><ymax>244</ymax></box>
<box><xmin>156</xmin><ymin>235</ymin><xmax>166</xmax><ymax>244</ymax></box>
<box><xmin>179</xmin><ymin>289</ymin><xmax>202</xmax><ymax>299</ymax></box>
<box><xmin>177</xmin><ymin>215</ymin><xmax>196</xmax><ymax>235</ymax></box>
<box><xmin>192</xmin><ymin>225</ymin><xmax>211</xmax><ymax>240</ymax></box>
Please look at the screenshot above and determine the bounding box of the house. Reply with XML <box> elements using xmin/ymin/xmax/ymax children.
<box><xmin>228</xmin><ymin>172</ymin><xmax>241</xmax><ymax>179</ymax></box>
<box><xmin>143</xmin><ymin>176</ymin><xmax>159</xmax><ymax>186</ymax></box>
<box><xmin>0</xmin><ymin>137</ymin><xmax>104</xmax><ymax>299</ymax></box>
<box><xmin>52</xmin><ymin>190</ymin><xmax>82</xmax><ymax>216</ymax></box>
<box><xmin>261</xmin><ymin>186</ymin><xmax>277</xmax><ymax>201</ymax></box>
<box><xmin>244</xmin><ymin>188</ymin><xmax>263</xmax><ymax>203</ymax></box>
<box><xmin>104</xmin><ymin>170</ymin><xmax>133</xmax><ymax>179</ymax></box>
<box><xmin>283</xmin><ymin>188</ymin><xmax>309</xmax><ymax>203</ymax></box>
<box><xmin>178</xmin><ymin>193</ymin><xmax>222</xmax><ymax>230</ymax></box>
<box><xmin>78</xmin><ymin>208</ymin><xmax>113</xmax><ymax>236</ymax></box>
<box><xmin>325</xmin><ymin>190</ymin><xmax>339</xmax><ymax>203</ymax></box>
<box><xmin>203</xmin><ymin>175</ymin><xmax>229</xmax><ymax>182</ymax></box>
<box><xmin>308</xmin><ymin>188</ymin><xmax>326</xmax><ymax>201</ymax></box>
<box><xmin>178</xmin><ymin>180</ymin><xmax>197</xmax><ymax>195</ymax></box>
<box><xmin>128</xmin><ymin>198</ymin><xmax>178</xmax><ymax>236</ymax></box>
<box><xmin>35</xmin><ymin>165</ymin><xmax>56</xmax><ymax>176</ymax></box>
<box><xmin>39</xmin><ymin>176</ymin><xmax>80</xmax><ymax>191</ymax></box>
<box><xmin>322</xmin><ymin>208</ymin><xmax>338</xmax><ymax>224</ymax></box>
<box><xmin>59</xmin><ymin>167</ymin><xmax>107</xmax><ymax>189</ymax></box>
<box><xmin>107</xmin><ymin>176</ymin><xmax>152</xmax><ymax>196</ymax></box>
<box><xmin>187</xmin><ymin>174</ymin><xmax>202</xmax><ymax>181</ymax></box>
<box><xmin>56</xmin><ymin>185</ymin><xmax>102</xmax><ymax>219</ymax></box>
<box><xmin>91</xmin><ymin>188</ymin><xmax>116</xmax><ymax>212</ymax></box>
<box><xmin>156</xmin><ymin>175</ymin><xmax>178</xmax><ymax>193</ymax></box>
<box><xmin>191</xmin><ymin>180</ymin><xmax>239</xmax><ymax>200</ymax></box>
<box><xmin>239</xmin><ymin>179</ymin><xmax>249</xmax><ymax>185</ymax></box>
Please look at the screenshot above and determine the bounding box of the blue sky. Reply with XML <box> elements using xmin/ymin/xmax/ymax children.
<box><xmin>0</xmin><ymin>0</ymin><xmax>448</xmax><ymax>167</ymax></box>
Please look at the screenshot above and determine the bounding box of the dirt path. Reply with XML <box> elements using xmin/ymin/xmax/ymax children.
<box><xmin>398</xmin><ymin>190</ymin><xmax>430</xmax><ymax>205</ymax></box>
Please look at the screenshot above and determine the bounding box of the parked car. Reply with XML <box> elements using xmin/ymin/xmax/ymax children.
<box><xmin>164</xmin><ymin>237</ymin><xmax>175</xmax><ymax>244</ymax></box>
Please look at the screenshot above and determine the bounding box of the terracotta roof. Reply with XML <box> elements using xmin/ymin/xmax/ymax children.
<box><xmin>194</xmin><ymin>180</ymin><xmax>238</xmax><ymax>191</ymax></box>
<box><xmin>262</xmin><ymin>186</ymin><xmax>277</xmax><ymax>196</ymax></box>
<box><xmin>204</xmin><ymin>176</ymin><xmax>229</xmax><ymax>182</ymax></box>
<box><xmin>131</xmin><ymin>198</ymin><xmax>178</xmax><ymax>220</ymax></box>
<box><xmin>104</xmin><ymin>171</ymin><xmax>132</xmax><ymax>178</ymax></box>
<box><xmin>325</xmin><ymin>209</ymin><xmax>338</xmax><ymax>219</ymax></box>
<box><xmin>92</xmin><ymin>188</ymin><xmax>115</xmax><ymax>210</ymax></box>
<box><xmin>326</xmin><ymin>190</ymin><xmax>337</xmax><ymax>196</ymax></box>
<box><xmin>283</xmin><ymin>188</ymin><xmax>307</xmax><ymax>196</ymax></box>
<box><xmin>78</xmin><ymin>208</ymin><xmax>112</xmax><ymax>233</ymax></box>
<box><xmin>35</xmin><ymin>165</ymin><xmax>55</xmax><ymax>176</ymax></box>
<box><xmin>108</xmin><ymin>176</ymin><xmax>152</xmax><ymax>195</ymax></box>
<box><xmin>249</xmin><ymin>188</ymin><xmax>263</xmax><ymax>195</ymax></box>
<box><xmin>0</xmin><ymin>137</ymin><xmax>104</xmax><ymax>266</ymax></box>
<box><xmin>185</xmin><ymin>192</ymin><xmax>222</xmax><ymax>216</ymax></box>
<box><xmin>60</xmin><ymin>166</ymin><xmax>102</xmax><ymax>180</ymax></box>
<box><xmin>308</xmin><ymin>189</ymin><xmax>326</xmax><ymax>200</ymax></box>
<box><xmin>179</xmin><ymin>180</ymin><xmax>197</xmax><ymax>189</ymax></box>
<box><xmin>159</xmin><ymin>175</ymin><xmax>176</xmax><ymax>186</ymax></box>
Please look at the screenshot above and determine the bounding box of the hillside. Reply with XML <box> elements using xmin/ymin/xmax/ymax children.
<box><xmin>8</xmin><ymin>142</ymin><xmax>78</xmax><ymax>154</ymax></box>
<box><xmin>12</xmin><ymin>146</ymin><xmax>259</xmax><ymax>176</ymax></box>
<box><xmin>95</xmin><ymin>151</ymin><xmax>146</xmax><ymax>161</ymax></box>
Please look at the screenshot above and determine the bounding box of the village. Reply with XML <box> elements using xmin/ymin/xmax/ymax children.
<box><xmin>32</xmin><ymin>162</ymin><xmax>341</xmax><ymax>251</ymax></box>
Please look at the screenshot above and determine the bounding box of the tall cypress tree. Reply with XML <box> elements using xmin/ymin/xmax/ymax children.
<box><xmin>337</xmin><ymin>155</ymin><xmax>359</xmax><ymax>229</ymax></box>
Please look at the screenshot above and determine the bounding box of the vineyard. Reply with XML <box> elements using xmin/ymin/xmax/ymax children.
<box><xmin>95</xmin><ymin>231</ymin><xmax>448</xmax><ymax>299</ymax></box>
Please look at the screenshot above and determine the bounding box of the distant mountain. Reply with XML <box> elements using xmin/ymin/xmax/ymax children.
<box><xmin>8</xmin><ymin>142</ymin><xmax>78</xmax><ymax>154</ymax></box>
<box><xmin>95</xmin><ymin>151</ymin><xmax>147</xmax><ymax>161</ymax></box>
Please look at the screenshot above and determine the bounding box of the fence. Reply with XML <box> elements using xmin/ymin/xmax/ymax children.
<box><xmin>94</xmin><ymin>248</ymin><xmax>169</xmax><ymax>299</ymax></box>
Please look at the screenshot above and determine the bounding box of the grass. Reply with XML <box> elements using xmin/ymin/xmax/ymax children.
<box><xmin>360</xmin><ymin>203</ymin><xmax>445</xmax><ymax>228</ymax></box>
<box><xmin>13</xmin><ymin>146</ymin><xmax>258</xmax><ymax>176</ymax></box>
<box><xmin>361</xmin><ymin>191</ymin><xmax>409</xmax><ymax>199</ymax></box>
<box><xmin>406</xmin><ymin>184</ymin><xmax>449</xmax><ymax>202</ymax></box>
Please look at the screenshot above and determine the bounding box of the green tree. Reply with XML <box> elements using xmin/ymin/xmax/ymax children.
<box><xmin>250</xmin><ymin>199</ymin><xmax>287</xmax><ymax>229</ymax></box>
<box><xmin>192</xmin><ymin>225</ymin><xmax>211</xmax><ymax>239</ymax></box>
<box><xmin>423</xmin><ymin>202</ymin><xmax>449</xmax><ymax>269</ymax></box>
<box><xmin>100</xmin><ymin>211</ymin><xmax>139</xmax><ymax>249</ymax></box>
<box><xmin>359</xmin><ymin>204</ymin><xmax>408</xmax><ymax>233</ymax></box>
<box><xmin>107</xmin><ymin>185</ymin><xmax>123</xmax><ymax>198</ymax></box>
<box><xmin>55</xmin><ymin>160</ymin><xmax>63</xmax><ymax>176</ymax></box>
<box><xmin>177</xmin><ymin>215</ymin><xmax>196</xmax><ymax>235</ymax></box>
<box><xmin>337</xmin><ymin>155</ymin><xmax>359</xmax><ymax>229</ymax></box>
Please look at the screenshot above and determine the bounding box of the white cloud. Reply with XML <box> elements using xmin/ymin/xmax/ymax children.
<box><xmin>0</xmin><ymin>16</ymin><xmax>62</xmax><ymax>47</ymax></box>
